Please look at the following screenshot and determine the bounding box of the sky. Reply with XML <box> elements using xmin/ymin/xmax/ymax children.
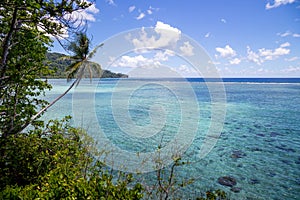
<box><xmin>52</xmin><ymin>0</ymin><xmax>300</xmax><ymax>77</ymax></box>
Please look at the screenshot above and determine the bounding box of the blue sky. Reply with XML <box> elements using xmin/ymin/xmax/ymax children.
<box><xmin>52</xmin><ymin>0</ymin><xmax>300</xmax><ymax>77</ymax></box>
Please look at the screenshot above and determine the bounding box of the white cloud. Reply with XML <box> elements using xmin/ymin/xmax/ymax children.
<box><xmin>38</xmin><ymin>17</ymin><xmax>69</xmax><ymax>38</ymax></box>
<box><xmin>106</xmin><ymin>0</ymin><xmax>116</xmax><ymax>6</ymax></box>
<box><xmin>277</xmin><ymin>31</ymin><xmax>291</xmax><ymax>37</ymax></box>
<box><xmin>205</xmin><ymin>32</ymin><xmax>210</xmax><ymax>38</ymax></box>
<box><xmin>229</xmin><ymin>58</ymin><xmax>241</xmax><ymax>65</ymax></box>
<box><xmin>179</xmin><ymin>64</ymin><xmax>188</xmax><ymax>72</ymax></box>
<box><xmin>149</xmin><ymin>6</ymin><xmax>159</xmax><ymax>12</ymax></box>
<box><xmin>131</xmin><ymin>21</ymin><xmax>181</xmax><ymax>50</ymax></box>
<box><xmin>136</xmin><ymin>13</ymin><xmax>146</xmax><ymax>20</ymax></box>
<box><xmin>259</xmin><ymin>42</ymin><xmax>290</xmax><ymax>60</ymax></box>
<box><xmin>155</xmin><ymin>21</ymin><xmax>181</xmax><ymax>34</ymax></box>
<box><xmin>257</xmin><ymin>68</ymin><xmax>267</xmax><ymax>73</ymax></box>
<box><xmin>129</xmin><ymin>5</ymin><xmax>136</xmax><ymax>13</ymax></box>
<box><xmin>154</xmin><ymin>50</ymin><xmax>175</xmax><ymax>61</ymax></box>
<box><xmin>111</xmin><ymin>55</ymin><xmax>161</xmax><ymax>68</ymax></box>
<box><xmin>247</xmin><ymin>46</ymin><xmax>262</xmax><ymax>65</ymax></box>
<box><xmin>178</xmin><ymin>64</ymin><xmax>196</xmax><ymax>74</ymax></box>
<box><xmin>42</xmin><ymin>1</ymin><xmax>99</xmax><ymax>39</ymax></box>
<box><xmin>266</xmin><ymin>0</ymin><xmax>296</xmax><ymax>9</ymax></box>
<box><xmin>280</xmin><ymin>66</ymin><xmax>300</xmax><ymax>73</ymax></box>
<box><xmin>247</xmin><ymin>43</ymin><xmax>290</xmax><ymax>65</ymax></box>
<box><xmin>293</xmin><ymin>33</ymin><xmax>300</xmax><ymax>37</ymax></box>
<box><xmin>111</xmin><ymin>50</ymin><xmax>175</xmax><ymax>69</ymax></box>
<box><xmin>146</xmin><ymin>6</ymin><xmax>159</xmax><ymax>15</ymax></box>
<box><xmin>179</xmin><ymin>41</ymin><xmax>194</xmax><ymax>56</ymax></box>
<box><xmin>208</xmin><ymin>60</ymin><xmax>221</xmax><ymax>65</ymax></box>
<box><xmin>64</xmin><ymin>1</ymin><xmax>99</xmax><ymax>26</ymax></box>
<box><xmin>280</xmin><ymin>42</ymin><xmax>290</xmax><ymax>48</ymax></box>
<box><xmin>215</xmin><ymin>45</ymin><xmax>236</xmax><ymax>58</ymax></box>
<box><xmin>285</xmin><ymin>56</ymin><xmax>299</xmax><ymax>61</ymax></box>
<box><xmin>133</xmin><ymin>6</ymin><xmax>158</xmax><ymax>20</ymax></box>
<box><xmin>221</xmin><ymin>18</ymin><xmax>227</xmax><ymax>23</ymax></box>
<box><xmin>277</xmin><ymin>31</ymin><xmax>300</xmax><ymax>38</ymax></box>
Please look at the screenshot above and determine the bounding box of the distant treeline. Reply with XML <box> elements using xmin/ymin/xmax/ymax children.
<box><xmin>44</xmin><ymin>52</ymin><xmax>128</xmax><ymax>78</ymax></box>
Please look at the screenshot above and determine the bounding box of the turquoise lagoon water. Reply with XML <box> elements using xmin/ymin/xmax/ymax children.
<box><xmin>43</xmin><ymin>78</ymin><xmax>300</xmax><ymax>199</ymax></box>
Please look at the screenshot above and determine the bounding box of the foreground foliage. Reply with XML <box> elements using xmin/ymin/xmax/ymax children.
<box><xmin>0</xmin><ymin>0</ymin><xmax>93</xmax><ymax>137</ymax></box>
<box><xmin>0</xmin><ymin>117</ymin><xmax>143</xmax><ymax>199</ymax></box>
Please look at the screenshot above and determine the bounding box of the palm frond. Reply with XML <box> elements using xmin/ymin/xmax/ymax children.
<box><xmin>65</xmin><ymin>61</ymin><xmax>82</xmax><ymax>72</ymax></box>
<box><xmin>88</xmin><ymin>43</ymin><xmax>104</xmax><ymax>59</ymax></box>
<box><xmin>66</xmin><ymin>62</ymin><xmax>82</xmax><ymax>81</ymax></box>
<box><xmin>67</xmin><ymin>33</ymin><xmax>90</xmax><ymax>60</ymax></box>
<box><xmin>58</xmin><ymin>55</ymin><xmax>72</xmax><ymax>61</ymax></box>
<box><xmin>64</xmin><ymin>32</ymin><xmax>104</xmax><ymax>84</ymax></box>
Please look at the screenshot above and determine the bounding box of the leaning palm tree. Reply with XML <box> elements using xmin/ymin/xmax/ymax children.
<box><xmin>19</xmin><ymin>32</ymin><xmax>103</xmax><ymax>132</ymax></box>
<box><xmin>65</xmin><ymin>32</ymin><xmax>103</xmax><ymax>84</ymax></box>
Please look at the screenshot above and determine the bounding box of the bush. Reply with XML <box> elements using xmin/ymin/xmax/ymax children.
<box><xmin>0</xmin><ymin>117</ymin><xmax>143</xmax><ymax>199</ymax></box>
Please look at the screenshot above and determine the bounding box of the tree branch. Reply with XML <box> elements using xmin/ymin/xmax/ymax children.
<box><xmin>0</xmin><ymin>6</ymin><xmax>18</xmax><ymax>78</ymax></box>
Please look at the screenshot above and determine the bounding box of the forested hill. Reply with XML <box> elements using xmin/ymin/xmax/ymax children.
<box><xmin>45</xmin><ymin>52</ymin><xmax>128</xmax><ymax>78</ymax></box>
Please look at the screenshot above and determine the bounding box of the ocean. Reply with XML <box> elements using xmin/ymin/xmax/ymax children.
<box><xmin>43</xmin><ymin>78</ymin><xmax>300</xmax><ymax>199</ymax></box>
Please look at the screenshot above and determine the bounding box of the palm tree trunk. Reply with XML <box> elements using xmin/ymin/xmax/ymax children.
<box><xmin>16</xmin><ymin>78</ymin><xmax>79</xmax><ymax>134</ymax></box>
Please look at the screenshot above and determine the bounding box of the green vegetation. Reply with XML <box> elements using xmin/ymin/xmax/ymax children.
<box><xmin>0</xmin><ymin>117</ymin><xmax>143</xmax><ymax>199</ymax></box>
<box><xmin>0</xmin><ymin>1</ymin><xmax>227</xmax><ymax>199</ymax></box>
<box><xmin>45</xmin><ymin>52</ymin><xmax>128</xmax><ymax>79</ymax></box>
<box><xmin>0</xmin><ymin>1</ymin><xmax>141</xmax><ymax>199</ymax></box>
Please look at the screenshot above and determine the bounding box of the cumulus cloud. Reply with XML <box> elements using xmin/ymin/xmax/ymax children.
<box><xmin>154</xmin><ymin>50</ymin><xmax>175</xmax><ymax>61</ymax></box>
<box><xmin>111</xmin><ymin>55</ymin><xmax>161</xmax><ymax>68</ymax></box>
<box><xmin>178</xmin><ymin>64</ymin><xmax>196</xmax><ymax>74</ymax></box>
<box><xmin>136</xmin><ymin>12</ymin><xmax>146</xmax><ymax>20</ymax></box>
<box><xmin>259</xmin><ymin>42</ymin><xmax>290</xmax><ymax>60</ymax></box>
<box><xmin>247</xmin><ymin>46</ymin><xmax>262</xmax><ymax>65</ymax></box>
<box><xmin>215</xmin><ymin>45</ymin><xmax>236</xmax><ymax>58</ymax></box>
<box><xmin>129</xmin><ymin>5</ymin><xmax>136</xmax><ymax>13</ymax></box>
<box><xmin>247</xmin><ymin>43</ymin><xmax>290</xmax><ymax>65</ymax></box>
<box><xmin>266</xmin><ymin>0</ymin><xmax>296</xmax><ymax>9</ymax></box>
<box><xmin>179</xmin><ymin>41</ymin><xmax>194</xmax><ymax>56</ymax></box>
<box><xmin>131</xmin><ymin>21</ymin><xmax>181</xmax><ymax>50</ymax></box>
<box><xmin>229</xmin><ymin>58</ymin><xmax>241</xmax><ymax>65</ymax></box>
<box><xmin>111</xmin><ymin>50</ymin><xmax>175</xmax><ymax>69</ymax></box>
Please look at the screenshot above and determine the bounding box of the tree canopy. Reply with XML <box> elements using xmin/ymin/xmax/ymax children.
<box><xmin>0</xmin><ymin>0</ymin><xmax>93</xmax><ymax>136</ymax></box>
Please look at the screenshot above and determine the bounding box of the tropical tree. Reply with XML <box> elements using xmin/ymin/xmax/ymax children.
<box><xmin>20</xmin><ymin>32</ymin><xmax>103</xmax><ymax>132</ymax></box>
<box><xmin>65</xmin><ymin>32</ymin><xmax>103</xmax><ymax>83</ymax></box>
<box><xmin>0</xmin><ymin>0</ymin><xmax>92</xmax><ymax>81</ymax></box>
<box><xmin>0</xmin><ymin>0</ymin><xmax>93</xmax><ymax>137</ymax></box>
